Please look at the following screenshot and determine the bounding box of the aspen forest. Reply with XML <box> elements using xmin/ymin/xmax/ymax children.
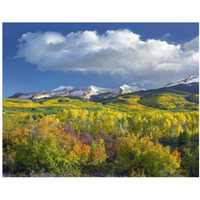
<box><xmin>3</xmin><ymin>93</ymin><xmax>199</xmax><ymax>177</ymax></box>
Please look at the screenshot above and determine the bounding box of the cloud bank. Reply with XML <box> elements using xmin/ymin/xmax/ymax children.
<box><xmin>17</xmin><ymin>30</ymin><xmax>199</xmax><ymax>87</ymax></box>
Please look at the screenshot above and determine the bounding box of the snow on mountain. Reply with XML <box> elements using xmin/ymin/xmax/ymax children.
<box><xmin>84</xmin><ymin>85</ymin><xmax>121</xmax><ymax>99</ymax></box>
<box><xmin>166</xmin><ymin>76</ymin><xmax>199</xmax><ymax>87</ymax></box>
<box><xmin>9</xmin><ymin>84</ymin><xmax>145</xmax><ymax>100</ymax></box>
<box><xmin>186</xmin><ymin>76</ymin><xmax>199</xmax><ymax>84</ymax></box>
<box><xmin>18</xmin><ymin>93</ymin><xmax>36</xmax><ymax>99</ymax></box>
<box><xmin>52</xmin><ymin>86</ymin><xmax>74</xmax><ymax>92</ymax></box>
<box><xmin>120</xmin><ymin>84</ymin><xmax>145</xmax><ymax>94</ymax></box>
<box><xmin>33</xmin><ymin>93</ymin><xmax>50</xmax><ymax>100</ymax></box>
<box><xmin>69</xmin><ymin>89</ymin><xmax>86</xmax><ymax>98</ymax></box>
<box><xmin>9</xmin><ymin>76</ymin><xmax>198</xmax><ymax>100</ymax></box>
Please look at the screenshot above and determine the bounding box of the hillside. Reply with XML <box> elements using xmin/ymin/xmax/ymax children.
<box><xmin>99</xmin><ymin>83</ymin><xmax>199</xmax><ymax>111</ymax></box>
<box><xmin>3</xmin><ymin>83</ymin><xmax>199</xmax><ymax>115</ymax></box>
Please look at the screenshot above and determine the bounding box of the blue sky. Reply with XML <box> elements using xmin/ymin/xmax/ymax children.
<box><xmin>3</xmin><ymin>23</ymin><xmax>199</xmax><ymax>98</ymax></box>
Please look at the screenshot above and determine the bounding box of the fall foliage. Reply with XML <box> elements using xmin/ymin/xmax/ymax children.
<box><xmin>3</xmin><ymin>95</ymin><xmax>199</xmax><ymax>177</ymax></box>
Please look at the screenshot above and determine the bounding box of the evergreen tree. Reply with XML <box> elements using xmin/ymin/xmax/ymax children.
<box><xmin>178</xmin><ymin>130</ymin><xmax>190</xmax><ymax>146</ymax></box>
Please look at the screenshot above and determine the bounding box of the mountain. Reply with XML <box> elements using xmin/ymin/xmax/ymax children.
<box><xmin>4</xmin><ymin>82</ymin><xmax>199</xmax><ymax>115</ymax></box>
<box><xmin>120</xmin><ymin>84</ymin><xmax>144</xmax><ymax>94</ymax></box>
<box><xmin>8</xmin><ymin>76</ymin><xmax>199</xmax><ymax>102</ymax></box>
<box><xmin>4</xmin><ymin>76</ymin><xmax>199</xmax><ymax>114</ymax></box>
<box><xmin>101</xmin><ymin>82</ymin><xmax>199</xmax><ymax>111</ymax></box>
<box><xmin>166</xmin><ymin>76</ymin><xmax>199</xmax><ymax>87</ymax></box>
<box><xmin>9</xmin><ymin>84</ymin><xmax>145</xmax><ymax>100</ymax></box>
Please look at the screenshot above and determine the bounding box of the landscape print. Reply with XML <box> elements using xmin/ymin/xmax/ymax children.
<box><xmin>3</xmin><ymin>23</ymin><xmax>199</xmax><ymax>177</ymax></box>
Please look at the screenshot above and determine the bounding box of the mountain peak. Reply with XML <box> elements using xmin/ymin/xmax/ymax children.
<box><xmin>121</xmin><ymin>84</ymin><xmax>130</xmax><ymax>87</ymax></box>
<box><xmin>166</xmin><ymin>76</ymin><xmax>199</xmax><ymax>87</ymax></box>
<box><xmin>87</xmin><ymin>85</ymin><xmax>99</xmax><ymax>90</ymax></box>
<box><xmin>120</xmin><ymin>84</ymin><xmax>145</xmax><ymax>94</ymax></box>
<box><xmin>9</xmin><ymin>84</ymin><xmax>145</xmax><ymax>100</ymax></box>
<box><xmin>185</xmin><ymin>76</ymin><xmax>199</xmax><ymax>82</ymax></box>
<box><xmin>52</xmin><ymin>86</ymin><xmax>74</xmax><ymax>91</ymax></box>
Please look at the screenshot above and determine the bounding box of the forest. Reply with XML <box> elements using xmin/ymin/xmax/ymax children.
<box><xmin>3</xmin><ymin>89</ymin><xmax>199</xmax><ymax>177</ymax></box>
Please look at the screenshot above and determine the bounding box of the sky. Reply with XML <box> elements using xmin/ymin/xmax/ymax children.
<box><xmin>3</xmin><ymin>23</ymin><xmax>199</xmax><ymax>98</ymax></box>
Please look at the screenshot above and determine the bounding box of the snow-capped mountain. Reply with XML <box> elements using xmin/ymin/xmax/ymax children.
<box><xmin>120</xmin><ymin>84</ymin><xmax>144</xmax><ymax>94</ymax></box>
<box><xmin>84</xmin><ymin>85</ymin><xmax>121</xmax><ymax>99</ymax></box>
<box><xmin>52</xmin><ymin>86</ymin><xmax>74</xmax><ymax>91</ymax></box>
<box><xmin>9</xmin><ymin>84</ymin><xmax>145</xmax><ymax>100</ymax></box>
<box><xmin>10</xmin><ymin>76</ymin><xmax>198</xmax><ymax>100</ymax></box>
<box><xmin>166</xmin><ymin>76</ymin><xmax>199</xmax><ymax>88</ymax></box>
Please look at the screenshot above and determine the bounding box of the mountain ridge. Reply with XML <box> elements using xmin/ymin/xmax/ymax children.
<box><xmin>9</xmin><ymin>84</ymin><xmax>145</xmax><ymax>100</ymax></box>
<box><xmin>165</xmin><ymin>76</ymin><xmax>199</xmax><ymax>87</ymax></box>
<box><xmin>9</xmin><ymin>76</ymin><xmax>199</xmax><ymax>101</ymax></box>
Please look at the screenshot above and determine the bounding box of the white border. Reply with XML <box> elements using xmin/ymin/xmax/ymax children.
<box><xmin>0</xmin><ymin>0</ymin><xmax>200</xmax><ymax>22</ymax></box>
<box><xmin>0</xmin><ymin>1</ymin><xmax>200</xmax><ymax>200</ymax></box>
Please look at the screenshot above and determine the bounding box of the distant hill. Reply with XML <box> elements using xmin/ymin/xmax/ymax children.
<box><xmin>101</xmin><ymin>83</ymin><xmax>199</xmax><ymax>111</ymax></box>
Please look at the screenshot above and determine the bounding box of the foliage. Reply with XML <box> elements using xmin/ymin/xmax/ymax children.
<box><xmin>2</xmin><ymin>90</ymin><xmax>199</xmax><ymax>177</ymax></box>
<box><xmin>178</xmin><ymin>130</ymin><xmax>190</xmax><ymax>146</ymax></box>
<box><xmin>14</xmin><ymin>133</ymin><xmax>68</xmax><ymax>175</ymax></box>
<box><xmin>115</xmin><ymin>134</ymin><xmax>181</xmax><ymax>177</ymax></box>
<box><xmin>181</xmin><ymin>146</ymin><xmax>199</xmax><ymax>177</ymax></box>
<box><xmin>138</xmin><ymin>92</ymin><xmax>198</xmax><ymax>111</ymax></box>
<box><xmin>11</xmin><ymin>116</ymin><xmax>107</xmax><ymax>176</ymax></box>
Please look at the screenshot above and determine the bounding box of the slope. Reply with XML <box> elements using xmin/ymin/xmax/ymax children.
<box><xmin>101</xmin><ymin>83</ymin><xmax>199</xmax><ymax>111</ymax></box>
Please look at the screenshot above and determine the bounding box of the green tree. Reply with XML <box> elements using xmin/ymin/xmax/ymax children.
<box><xmin>181</xmin><ymin>146</ymin><xmax>199</xmax><ymax>177</ymax></box>
<box><xmin>14</xmin><ymin>133</ymin><xmax>68</xmax><ymax>176</ymax></box>
<box><xmin>178</xmin><ymin>130</ymin><xmax>190</xmax><ymax>146</ymax></box>
<box><xmin>115</xmin><ymin>134</ymin><xmax>181</xmax><ymax>177</ymax></box>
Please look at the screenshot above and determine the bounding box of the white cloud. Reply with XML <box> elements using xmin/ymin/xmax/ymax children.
<box><xmin>17</xmin><ymin>30</ymin><xmax>199</xmax><ymax>87</ymax></box>
<box><xmin>160</xmin><ymin>33</ymin><xmax>171</xmax><ymax>40</ymax></box>
<box><xmin>183</xmin><ymin>36</ymin><xmax>199</xmax><ymax>51</ymax></box>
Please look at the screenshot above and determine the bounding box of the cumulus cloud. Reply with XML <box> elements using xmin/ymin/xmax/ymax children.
<box><xmin>183</xmin><ymin>36</ymin><xmax>199</xmax><ymax>51</ymax></box>
<box><xmin>16</xmin><ymin>29</ymin><xmax>199</xmax><ymax>87</ymax></box>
